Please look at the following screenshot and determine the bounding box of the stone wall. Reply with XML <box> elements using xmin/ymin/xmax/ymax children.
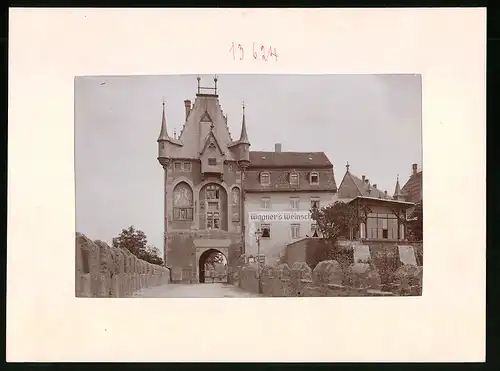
<box><xmin>75</xmin><ymin>233</ymin><xmax>170</xmax><ymax>297</ymax></box>
<box><xmin>235</xmin><ymin>259</ymin><xmax>422</xmax><ymax>297</ymax></box>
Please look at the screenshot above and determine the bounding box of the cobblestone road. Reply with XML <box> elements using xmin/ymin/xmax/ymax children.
<box><xmin>134</xmin><ymin>282</ymin><xmax>261</xmax><ymax>298</ymax></box>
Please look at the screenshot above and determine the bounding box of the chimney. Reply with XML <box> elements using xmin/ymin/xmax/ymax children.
<box><xmin>373</xmin><ymin>184</ymin><xmax>377</xmax><ymax>189</ymax></box>
<box><xmin>362</xmin><ymin>175</ymin><xmax>365</xmax><ymax>182</ymax></box>
<box><xmin>275</xmin><ymin>143</ymin><xmax>282</xmax><ymax>152</ymax></box>
<box><xmin>412</xmin><ymin>163</ymin><xmax>418</xmax><ymax>176</ymax></box>
<box><xmin>365</xmin><ymin>179</ymin><xmax>369</xmax><ymax>184</ymax></box>
<box><xmin>184</xmin><ymin>100</ymin><xmax>191</xmax><ymax>120</ymax></box>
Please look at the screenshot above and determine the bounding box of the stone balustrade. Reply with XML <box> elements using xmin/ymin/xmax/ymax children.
<box><xmin>236</xmin><ymin>259</ymin><xmax>423</xmax><ymax>297</ymax></box>
<box><xmin>75</xmin><ymin>233</ymin><xmax>170</xmax><ymax>297</ymax></box>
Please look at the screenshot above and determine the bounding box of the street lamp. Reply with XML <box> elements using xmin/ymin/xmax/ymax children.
<box><xmin>254</xmin><ymin>228</ymin><xmax>263</xmax><ymax>278</ymax></box>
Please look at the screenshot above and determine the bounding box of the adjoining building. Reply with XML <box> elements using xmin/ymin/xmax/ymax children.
<box><xmin>243</xmin><ymin>145</ymin><xmax>337</xmax><ymax>265</ymax></box>
<box><xmin>335</xmin><ymin>162</ymin><xmax>415</xmax><ymax>242</ymax></box>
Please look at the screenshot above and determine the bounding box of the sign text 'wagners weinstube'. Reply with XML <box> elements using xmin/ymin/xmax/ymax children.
<box><xmin>248</xmin><ymin>211</ymin><xmax>312</xmax><ymax>223</ymax></box>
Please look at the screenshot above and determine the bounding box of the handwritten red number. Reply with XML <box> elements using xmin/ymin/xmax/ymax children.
<box><xmin>229</xmin><ymin>42</ymin><xmax>235</xmax><ymax>60</ymax></box>
<box><xmin>252</xmin><ymin>42</ymin><xmax>258</xmax><ymax>60</ymax></box>
<box><xmin>260</xmin><ymin>45</ymin><xmax>268</xmax><ymax>61</ymax></box>
<box><xmin>268</xmin><ymin>46</ymin><xmax>278</xmax><ymax>62</ymax></box>
<box><xmin>238</xmin><ymin>44</ymin><xmax>244</xmax><ymax>60</ymax></box>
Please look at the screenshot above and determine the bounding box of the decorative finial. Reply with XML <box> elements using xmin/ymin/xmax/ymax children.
<box><xmin>397</xmin><ymin>173</ymin><xmax>399</xmax><ymax>181</ymax></box>
<box><xmin>210</xmin><ymin>122</ymin><xmax>215</xmax><ymax>131</ymax></box>
<box><xmin>162</xmin><ymin>96</ymin><xmax>165</xmax><ymax>106</ymax></box>
<box><xmin>214</xmin><ymin>75</ymin><xmax>218</xmax><ymax>94</ymax></box>
<box><xmin>173</xmin><ymin>128</ymin><xmax>177</xmax><ymax>139</ymax></box>
<box><xmin>242</xmin><ymin>101</ymin><xmax>245</xmax><ymax>113</ymax></box>
<box><xmin>346</xmin><ymin>161</ymin><xmax>350</xmax><ymax>171</ymax></box>
<box><xmin>197</xmin><ymin>75</ymin><xmax>201</xmax><ymax>94</ymax></box>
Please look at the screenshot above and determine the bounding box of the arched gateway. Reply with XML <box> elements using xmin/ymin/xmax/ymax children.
<box><xmin>198</xmin><ymin>248</ymin><xmax>228</xmax><ymax>283</ymax></box>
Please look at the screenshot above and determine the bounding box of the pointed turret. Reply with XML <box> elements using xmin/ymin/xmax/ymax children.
<box><xmin>157</xmin><ymin>100</ymin><xmax>171</xmax><ymax>168</ymax></box>
<box><xmin>236</xmin><ymin>102</ymin><xmax>251</xmax><ymax>170</ymax></box>
<box><xmin>393</xmin><ymin>175</ymin><xmax>404</xmax><ymax>200</ymax></box>
<box><xmin>157</xmin><ymin>101</ymin><xmax>170</xmax><ymax>141</ymax></box>
<box><xmin>239</xmin><ymin>103</ymin><xmax>250</xmax><ymax>145</ymax></box>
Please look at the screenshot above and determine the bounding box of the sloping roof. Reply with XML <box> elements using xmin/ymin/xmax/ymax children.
<box><xmin>248</xmin><ymin>151</ymin><xmax>332</xmax><ymax>169</ymax></box>
<box><xmin>401</xmin><ymin>171</ymin><xmax>423</xmax><ymax>203</ymax></box>
<box><xmin>347</xmin><ymin>172</ymin><xmax>391</xmax><ymax>199</ymax></box>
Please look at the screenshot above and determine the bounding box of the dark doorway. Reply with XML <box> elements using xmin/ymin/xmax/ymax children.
<box><xmin>198</xmin><ymin>249</ymin><xmax>227</xmax><ymax>283</ymax></box>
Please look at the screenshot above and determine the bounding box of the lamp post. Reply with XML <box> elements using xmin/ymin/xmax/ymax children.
<box><xmin>254</xmin><ymin>228</ymin><xmax>263</xmax><ymax>279</ymax></box>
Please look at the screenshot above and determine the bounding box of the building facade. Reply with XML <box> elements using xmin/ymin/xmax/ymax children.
<box><xmin>243</xmin><ymin>145</ymin><xmax>337</xmax><ymax>265</ymax></box>
<box><xmin>157</xmin><ymin>77</ymin><xmax>250</xmax><ymax>282</ymax></box>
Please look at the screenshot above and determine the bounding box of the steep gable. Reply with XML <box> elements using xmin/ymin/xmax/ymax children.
<box><xmin>338</xmin><ymin>172</ymin><xmax>363</xmax><ymax>198</ymax></box>
<box><xmin>169</xmin><ymin>94</ymin><xmax>237</xmax><ymax>160</ymax></box>
<box><xmin>200</xmin><ymin>130</ymin><xmax>224</xmax><ymax>156</ymax></box>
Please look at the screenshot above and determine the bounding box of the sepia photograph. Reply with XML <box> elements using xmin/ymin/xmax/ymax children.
<box><xmin>75</xmin><ymin>74</ymin><xmax>423</xmax><ymax>298</ymax></box>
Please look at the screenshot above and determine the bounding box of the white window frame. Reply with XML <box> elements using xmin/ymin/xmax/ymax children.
<box><xmin>290</xmin><ymin>172</ymin><xmax>299</xmax><ymax>186</ymax></box>
<box><xmin>260</xmin><ymin>172</ymin><xmax>271</xmax><ymax>186</ymax></box>
<box><xmin>290</xmin><ymin>197</ymin><xmax>299</xmax><ymax>210</ymax></box>
<box><xmin>260</xmin><ymin>223</ymin><xmax>271</xmax><ymax>239</ymax></box>
<box><xmin>311</xmin><ymin>223</ymin><xmax>320</xmax><ymax>238</ymax></box>
<box><xmin>310</xmin><ymin>171</ymin><xmax>319</xmax><ymax>185</ymax></box>
<box><xmin>261</xmin><ymin>197</ymin><xmax>270</xmax><ymax>209</ymax></box>
<box><xmin>291</xmin><ymin>224</ymin><xmax>300</xmax><ymax>239</ymax></box>
<box><xmin>310</xmin><ymin>197</ymin><xmax>320</xmax><ymax>209</ymax></box>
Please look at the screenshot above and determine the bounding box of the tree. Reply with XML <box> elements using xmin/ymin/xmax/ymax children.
<box><xmin>310</xmin><ymin>201</ymin><xmax>358</xmax><ymax>244</ymax></box>
<box><xmin>310</xmin><ymin>201</ymin><xmax>358</xmax><ymax>266</ymax></box>
<box><xmin>407</xmin><ymin>200</ymin><xmax>423</xmax><ymax>241</ymax></box>
<box><xmin>112</xmin><ymin>226</ymin><xmax>163</xmax><ymax>266</ymax></box>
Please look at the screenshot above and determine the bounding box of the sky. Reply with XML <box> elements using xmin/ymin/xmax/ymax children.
<box><xmin>75</xmin><ymin>74</ymin><xmax>422</xmax><ymax>253</ymax></box>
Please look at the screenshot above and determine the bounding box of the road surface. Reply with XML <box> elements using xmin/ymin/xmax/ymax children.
<box><xmin>133</xmin><ymin>282</ymin><xmax>261</xmax><ymax>298</ymax></box>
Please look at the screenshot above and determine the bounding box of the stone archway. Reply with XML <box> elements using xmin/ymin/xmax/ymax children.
<box><xmin>198</xmin><ymin>248</ymin><xmax>228</xmax><ymax>283</ymax></box>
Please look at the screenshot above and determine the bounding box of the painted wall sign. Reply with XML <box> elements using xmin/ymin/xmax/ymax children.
<box><xmin>248</xmin><ymin>211</ymin><xmax>312</xmax><ymax>223</ymax></box>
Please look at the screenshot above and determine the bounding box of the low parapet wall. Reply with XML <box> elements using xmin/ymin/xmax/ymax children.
<box><xmin>236</xmin><ymin>260</ymin><xmax>422</xmax><ymax>297</ymax></box>
<box><xmin>75</xmin><ymin>233</ymin><xmax>170</xmax><ymax>297</ymax></box>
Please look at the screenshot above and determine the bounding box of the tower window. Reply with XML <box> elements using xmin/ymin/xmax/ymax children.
<box><xmin>183</xmin><ymin>162</ymin><xmax>192</xmax><ymax>172</ymax></box>
<box><xmin>310</xmin><ymin>172</ymin><xmax>319</xmax><ymax>185</ymax></box>
<box><xmin>174</xmin><ymin>162</ymin><xmax>182</xmax><ymax>171</ymax></box>
<box><xmin>208</xmin><ymin>158</ymin><xmax>217</xmax><ymax>166</ymax></box>
<box><xmin>205</xmin><ymin>185</ymin><xmax>221</xmax><ymax>229</ymax></box>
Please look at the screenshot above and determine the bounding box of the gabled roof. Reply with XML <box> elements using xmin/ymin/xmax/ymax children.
<box><xmin>200</xmin><ymin>130</ymin><xmax>224</xmax><ymax>156</ymax></box>
<box><xmin>342</xmin><ymin>171</ymin><xmax>391</xmax><ymax>199</ymax></box>
<box><xmin>248</xmin><ymin>151</ymin><xmax>332</xmax><ymax>169</ymax></box>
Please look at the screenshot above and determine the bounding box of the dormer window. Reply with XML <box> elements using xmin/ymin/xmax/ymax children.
<box><xmin>290</xmin><ymin>172</ymin><xmax>299</xmax><ymax>186</ymax></box>
<box><xmin>260</xmin><ymin>172</ymin><xmax>270</xmax><ymax>186</ymax></box>
<box><xmin>310</xmin><ymin>171</ymin><xmax>319</xmax><ymax>185</ymax></box>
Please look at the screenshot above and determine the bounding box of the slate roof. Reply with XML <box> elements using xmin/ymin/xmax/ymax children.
<box><xmin>248</xmin><ymin>151</ymin><xmax>332</xmax><ymax>169</ymax></box>
<box><xmin>347</xmin><ymin>172</ymin><xmax>392</xmax><ymax>199</ymax></box>
<box><xmin>401</xmin><ymin>171</ymin><xmax>423</xmax><ymax>203</ymax></box>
